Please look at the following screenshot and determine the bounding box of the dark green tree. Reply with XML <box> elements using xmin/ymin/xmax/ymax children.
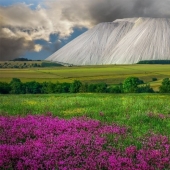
<box><xmin>24</xmin><ymin>81</ymin><xmax>42</xmax><ymax>94</ymax></box>
<box><xmin>87</xmin><ymin>84</ymin><xmax>97</xmax><ymax>92</ymax></box>
<box><xmin>41</xmin><ymin>82</ymin><xmax>48</xmax><ymax>94</ymax></box>
<box><xmin>152</xmin><ymin>78</ymin><xmax>157</xmax><ymax>81</ymax></box>
<box><xmin>61</xmin><ymin>82</ymin><xmax>71</xmax><ymax>93</ymax></box>
<box><xmin>159</xmin><ymin>78</ymin><xmax>170</xmax><ymax>93</ymax></box>
<box><xmin>123</xmin><ymin>77</ymin><xmax>142</xmax><ymax>93</ymax></box>
<box><xmin>95</xmin><ymin>83</ymin><xmax>107</xmax><ymax>93</ymax></box>
<box><xmin>0</xmin><ymin>82</ymin><xmax>11</xmax><ymax>94</ymax></box>
<box><xmin>41</xmin><ymin>82</ymin><xmax>56</xmax><ymax>94</ymax></box>
<box><xmin>79</xmin><ymin>83</ymin><xmax>88</xmax><ymax>93</ymax></box>
<box><xmin>69</xmin><ymin>80</ymin><xmax>82</xmax><ymax>93</ymax></box>
<box><xmin>108</xmin><ymin>84</ymin><xmax>123</xmax><ymax>93</ymax></box>
<box><xmin>54</xmin><ymin>82</ymin><xmax>63</xmax><ymax>93</ymax></box>
<box><xmin>10</xmin><ymin>78</ymin><xmax>23</xmax><ymax>94</ymax></box>
<box><xmin>137</xmin><ymin>84</ymin><xmax>154</xmax><ymax>93</ymax></box>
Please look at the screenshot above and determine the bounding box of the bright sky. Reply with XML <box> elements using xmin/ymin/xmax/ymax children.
<box><xmin>0</xmin><ymin>0</ymin><xmax>170</xmax><ymax>61</ymax></box>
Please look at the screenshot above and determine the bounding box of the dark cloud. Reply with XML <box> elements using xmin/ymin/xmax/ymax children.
<box><xmin>132</xmin><ymin>0</ymin><xmax>163</xmax><ymax>18</ymax></box>
<box><xmin>60</xmin><ymin>0</ymin><xmax>170</xmax><ymax>25</ymax></box>
<box><xmin>0</xmin><ymin>37</ymin><xmax>35</xmax><ymax>61</ymax></box>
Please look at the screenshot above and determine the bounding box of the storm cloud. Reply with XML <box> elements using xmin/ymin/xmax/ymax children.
<box><xmin>0</xmin><ymin>37</ymin><xmax>35</xmax><ymax>61</ymax></box>
<box><xmin>0</xmin><ymin>0</ymin><xmax>170</xmax><ymax>60</ymax></box>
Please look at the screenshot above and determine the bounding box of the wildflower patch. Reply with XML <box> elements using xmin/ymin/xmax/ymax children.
<box><xmin>0</xmin><ymin>115</ymin><xmax>170</xmax><ymax>169</ymax></box>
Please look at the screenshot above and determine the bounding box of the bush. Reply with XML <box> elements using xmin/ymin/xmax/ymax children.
<box><xmin>137</xmin><ymin>84</ymin><xmax>154</xmax><ymax>93</ymax></box>
<box><xmin>159</xmin><ymin>78</ymin><xmax>170</xmax><ymax>93</ymax></box>
<box><xmin>0</xmin><ymin>82</ymin><xmax>11</xmax><ymax>94</ymax></box>
<box><xmin>9</xmin><ymin>78</ymin><xmax>23</xmax><ymax>94</ymax></box>
<box><xmin>108</xmin><ymin>84</ymin><xmax>123</xmax><ymax>93</ymax></box>
<box><xmin>152</xmin><ymin>78</ymin><xmax>157</xmax><ymax>81</ymax></box>
<box><xmin>87</xmin><ymin>84</ymin><xmax>97</xmax><ymax>92</ymax></box>
<box><xmin>24</xmin><ymin>81</ymin><xmax>42</xmax><ymax>94</ymax></box>
<box><xmin>79</xmin><ymin>83</ymin><xmax>88</xmax><ymax>93</ymax></box>
<box><xmin>95</xmin><ymin>83</ymin><xmax>107</xmax><ymax>93</ymax></box>
<box><xmin>69</xmin><ymin>80</ymin><xmax>82</xmax><ymax>93</ymax></box>
<box><xmin>123</xmin><ymin>77</ymin><xmax>142</xmax><ymax>93</ymax></box>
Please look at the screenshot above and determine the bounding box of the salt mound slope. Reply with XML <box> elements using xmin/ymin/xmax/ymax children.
<box><xmin>46</xmin><ymin>18</ymin><xmax>170</xmax><ymax>65</ymax></box>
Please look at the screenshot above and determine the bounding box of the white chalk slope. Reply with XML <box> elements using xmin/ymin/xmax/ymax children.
<box><xmin>46</xmin><ymin>18</ymin><xmax>170</xmax><ymax>65</ymax></box>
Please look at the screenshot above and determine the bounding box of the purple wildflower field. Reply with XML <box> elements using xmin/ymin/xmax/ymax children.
<box><xmin>0</xmin><ymin>115</ymin><xmax>170</xmax><ymax>170</ymax></box>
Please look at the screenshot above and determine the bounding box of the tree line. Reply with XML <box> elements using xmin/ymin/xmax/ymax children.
<box><xmin>138</xmin><ymin>60</ymin><xmax>170</xmax><ymax>64</ymax></box>
<box><xmin>0</xmin><ymin>62</ymin><xmax>63</xmax><ymax>69</ymax></box>
<box><xmin>0</xmin><ymin>77</ymin><xmax>170</xmax><ymax>94</ymax></box>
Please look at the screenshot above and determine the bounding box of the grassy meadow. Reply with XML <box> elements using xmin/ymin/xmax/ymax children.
<box><xmin>1</xmin><ymin>93</ymin><xmax>170</xmax><ymax>138</ymax></box>
<box><xmin>0</xmin><ymin>64</ymin><xmax>170</xmax><ymax>90</ymax></box>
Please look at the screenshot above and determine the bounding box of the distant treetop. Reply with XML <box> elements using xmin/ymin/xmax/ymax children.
<box><xmin>11</xmin><ymin>58</ymin><xmax>32</xmax><ymax>61</ymax></box>
<box><xmin>137</xmin><ymin>60</ymin><xmax>170</xmax><ymax>64</ymax></box>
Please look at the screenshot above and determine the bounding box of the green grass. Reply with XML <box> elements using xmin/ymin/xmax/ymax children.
<box><xmin>0</xmin><ymin>64</ymin><xmax>170</xmax><ymax>90</ymax></box>
<box><xmin>1</xmin><ymin>93</ymin><xmax>170</xmax><ymax>139</ymax></box>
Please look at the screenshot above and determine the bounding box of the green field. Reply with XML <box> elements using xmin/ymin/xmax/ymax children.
<box><xmin>1</xmin><ymin>93</ymin><xmax>170</xmax><ymax>139</ymax></box>
<box><xmin>0</xmin><ymin>64</ymin><xmax>170</xmax><ymax>91</ymax></box>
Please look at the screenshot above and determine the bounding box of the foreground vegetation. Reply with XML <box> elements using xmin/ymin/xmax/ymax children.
<box><xmin>0</xmin><ymin>77</ymin><xmax>155</xmax><ymax>94</ymax></box>
<box><xmin>1</xmin><ymin>93</ymin><xmax>170</xmax><ymax>136</ymax></box>
<box><xmin>0</xmin><ymin>93</ymin><xmax>170</xmax><ymax>169</ymax></box>
<box><xmin>1</xmin><ymin>76</ymin><xmax>170</xmax><ymax>94</ymax></box>
<box><xmin>1</xmin><ymin>115</ymin><xmax>170</xmax><ymax>169</ymax></box>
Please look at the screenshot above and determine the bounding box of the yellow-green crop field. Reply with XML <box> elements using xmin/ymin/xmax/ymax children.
<box><xmin>0</xmin><ymin>64</ymin><xmax>170</xmax><ymax>91</ymax></box>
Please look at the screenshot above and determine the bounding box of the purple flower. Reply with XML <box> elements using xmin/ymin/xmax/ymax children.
<box><xmin>0</xmin><ymin>115</ymin><xmax>170</xmax><ymax>169</ymax></box>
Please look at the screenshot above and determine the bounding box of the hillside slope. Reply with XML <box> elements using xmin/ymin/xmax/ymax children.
<box><xmin>46</xmin><ymin>18</ymin><xmax>170</xmax><ymax>65</ymax></box>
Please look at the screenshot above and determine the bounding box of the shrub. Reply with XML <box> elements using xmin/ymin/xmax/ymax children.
<box><xmin>108</xmin><ymin>84</ymin><xmax>123</xmax><ymax>93</ymax></box>
<box><xmin>152</xmin><ymin>78</ymin><xmax>157</xmax><ymax>81</ymax></box>
<box><xmin>87</xmin><ymin>84</ymin><xmax>97</xmax><ymax>92</ymax></box>
<box><xmin>0</xmin><ymin>82</ymin><xmax>11</xmax><ymax>94</ymax></box>
<box><xmin>24</xmin><ymin>81</ymin><xmax>42</xmax><ymax>94</ymax></box>
<box><xmin>69</xmin><ymin>80</ymin><xmax>82</xmax><ymax>93</ymax></box>
<box><xmin>137</xmin><ymin>84</ymin><xmax>154</xmax><ymax>93</ymax></box>
<box><xmin>95</xmin><ymin>83</ymin><xmax>107</xmax><ymax>93</ymax></box>
<box><xmin>123</xmin><ymin>77</ymin><xmax>142</xmax><ymax>93</ymax></box>
<box><xmin>159</xmin><ymin>78</ymin><xmax>170</xmax><ymax>93</ymax></box>
<box><xmin>9</xmin><ymin>78</ymin><xmax>23</xmax><ymax>94</ymax></box>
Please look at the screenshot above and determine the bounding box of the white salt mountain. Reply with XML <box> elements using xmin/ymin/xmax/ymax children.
<box><xmin>46</xmin><ymin>18</ymin><xmax>170</xmax><ymax>65</ymax></box>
